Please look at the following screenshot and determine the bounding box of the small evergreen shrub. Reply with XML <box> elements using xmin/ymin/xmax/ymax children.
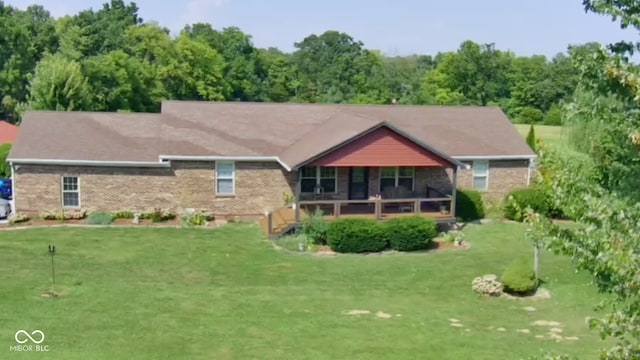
<box><xmin>385</xmin><ymin>216</ymin><xmax>437</xmax><ymax>251</ymax></box>
<box><xmin>455</xmin><ymin>189</ymin><xmax>485</xmax><ymax>222</ymax></box>
<box><xmin>543</xmin><ymin>104</ymin><xmax>563</xmax><ymax>126</ymax></box>
<box><xmin>525</xmin><ymin>125</ymin><xmax>537</xmax><ymax>152</ymax></box>
<box><xmin>327</xmin><ymin>218</ymin><xmax>388</xmax><ymax>253</ymax></box>
<box><xmin>85</xmin><ymin>211</ymin><xmax>114</xmax><ymax>225</ymax></box>
<box><xmin>301</xmin><ymin>207</ymin><xmax>328</xmax><ymax>245</ymax></box>
<box><xmin>503</xmin><ymin>187</ymin><xmax>549</xmax><ymax>221</ymax></box>
<box><xmin>501</xmin><ymin>256</ymin><xmax>538</xmax><ymax>295</ymax></box>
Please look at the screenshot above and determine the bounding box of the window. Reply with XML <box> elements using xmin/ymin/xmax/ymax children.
<box><xmin>300</xmin><ymin>166</ymin><xmax>337</xmax><ymax>193</ymax></box>
<box><xmin>61</xmin><ymin>176</ymin><xmax>80</xmax><ymax>207</ymax></box>
<box><xmin>216</xmin><ymin>161</ymin><xmax>235</xmax><ymax>195</ymax></box>
<box><xmin>379</xmin><ymin>167</ymin><xmax>414</xmax><ymax>192</ymax></box>
<box><xmin>472</xmin><ymin>161</ymin><xmax>489</xmax><ymax>190</ymax></box>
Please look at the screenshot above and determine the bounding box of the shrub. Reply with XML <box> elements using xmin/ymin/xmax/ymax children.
<box><xmin>0</xmin><ymin>142</ymin><xmax>11</xmax><ymax>178</ymax></box>
<box><xmin>517</xmin><ymin>107</ymin><xmax>544</xmax><ymax>124</ymax></box>
<box><xmin>503</xmin><ymin>187</ymin><xmax>549</xmax><ymax>221</ymax></box>
<box><xmin>181</xmin><ymin>210</ymin><xmax>214</xmax><ymax>227</ymax></box>
<box><xmin>455</xmin><ymin>189</ymin><xmax>485</xmax><ymax>222</ymax></box>
<box><xmin>146</xmin><ymin>208</ymin><xmax>176</xmax><ymax>223</ymax></box>
<box><xmin>543</xmin><ymin>104</ymin><xmax>563</xmax><ymax>126</ymax></box>
<box><xmin>501</xmin><ymin>257</ymin><xmax>538</xmax><ymax>295</ymax></box>
<box><xmin>112</xmin><ymin>211</ymin><xmax>134</xmax><ymax>219</ymax></box>
<box><xmin>85</xmin><ymin>212</ymin><xmax>114</xmax><ymax>225</ymax></box>
<box><xmin>327</xmin><ymin>218</ymin><xmax>388</xmax><ymax>253</ymax></box>
<box><xmin>8</xmin><ymin>212</ymin><xmax>30</xmax><ymax>225</ymax></box>
<box><xmin>471</xmin><ymin>274</ymin><xmax>503</xmax><ymax>296</ymax></box>
<box><xmin>385</xmin><ymin>216</ymin><xmax>437</xmax><ymax>251</ymax></box>
<box><xmin>40</xmin><ymin>210</ymin><xmax>86</xmax><ymax>220</ymax></box>
<box><xmin>301</xmin><ymin>207</ymin><xmax>328</xmax><ymax>245</ymax></box>
<box><xmin>442</xmin><ymin>230</ymin><xmax>464</xmax><ymax>244</ymax></box>
<box><xmin>525</xmin><ymin>125</ymin><xmax>536</xmax><ymax>152</ymax></box>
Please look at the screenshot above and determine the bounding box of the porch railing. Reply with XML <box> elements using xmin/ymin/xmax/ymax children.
<box><xmin>297</xmin><ymin>197</ymin><xmax>454</xmax><ymax>221</ymax></box>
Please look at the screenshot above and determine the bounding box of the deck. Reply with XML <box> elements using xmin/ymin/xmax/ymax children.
<box><xmin>259</xmin><ymin>198</ymin><xmax>456</xmax><ymax>238</ymax></box>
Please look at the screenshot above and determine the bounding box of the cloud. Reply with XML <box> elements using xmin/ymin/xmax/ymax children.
<box><xmin>182</xmin><ymin>0</ymin><xmax>227</xmax><ymax>25</ymax></box>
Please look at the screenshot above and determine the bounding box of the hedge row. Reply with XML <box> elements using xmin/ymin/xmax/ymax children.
<box><xmin>326</xmin><ymin>216</ymin><xmax>438</xmax><ymax>253</ymax></box>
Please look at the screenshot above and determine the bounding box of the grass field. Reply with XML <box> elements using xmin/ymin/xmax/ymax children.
<box><xmin>0</xmin><ymin>222</ymin><xmax>608</xmax><ymax>359</ymax></box>
<box><xmin>514</xmin><ymin>124</ymin><xmax>566</xmax><ymax>147</ymax></box>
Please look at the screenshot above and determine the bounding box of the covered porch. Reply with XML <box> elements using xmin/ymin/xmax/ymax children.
<box><xmin>293</xmin><ymin>165</ymin><xmax>459</xmax><ymax>223</ymax></box>
<box><xmin>263</xmin><ymin>123</ymin><xmax>467</xmax><ymax>238</ymax></box>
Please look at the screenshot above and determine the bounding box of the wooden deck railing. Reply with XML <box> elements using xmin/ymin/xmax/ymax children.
<box><xmin>297</xmin><ymin>197</ymin><xmax>454</xmax><ymax>220</ymax></box>
<box><xmin>261</xmin><ymin>197</ymin><xmax>456</xmax><ymax>239</ymax></box>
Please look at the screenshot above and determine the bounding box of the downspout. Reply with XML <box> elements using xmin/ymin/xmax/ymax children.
<box><xmin>526</xmin><ymin>158</ymin><xmax>534</xmax><ymax>186</ymax></box>
<box><xmin>9</xmin><ymin>162</ymin><xmax>16</xmax><ymax>214</ymax></box>
<box><xmin>294</xmin><ymin>168</ymin><xmax>301</xmax><ymax>225</ymax></box>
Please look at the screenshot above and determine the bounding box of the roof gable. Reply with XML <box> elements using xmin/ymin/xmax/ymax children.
<box><xmin>302</xmin><ymin>123</ymin><xmax>462</xmax><ymax>168</ymax></box>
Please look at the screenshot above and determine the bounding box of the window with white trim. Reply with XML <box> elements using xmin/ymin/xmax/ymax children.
<box><xmin>300</xmin><ymin>166</ymin><xmax>337</xmax><ymax>193</ymax></box>
<box><xmin>61</xmin><ymin>176</ymin><xmax>80</xmax><ymax>207</ymax></box>
<box><xmin>216</xmin><ymin>161</ymin><xmax>235</xmax><ymax>195</ymax></box>
<box><xmin>379</xmin><ymin>167</ymin><xmax>414</xmax><ymax>192</ymax></box>
<box><xmin>472</xmin><ymin>161</ymin><xmax>489</xmax><ymax>190</ymax></box>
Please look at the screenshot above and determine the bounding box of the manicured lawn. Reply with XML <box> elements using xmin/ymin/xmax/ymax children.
<box><xmin>0</xmin><ymin>222</ymin><xmax>607</xmax><ymax>359</ymax></box>
<box><xmin>514</xmin><ymin>124</ymin><xmax>566</xmax><ymax>147</ymax></box>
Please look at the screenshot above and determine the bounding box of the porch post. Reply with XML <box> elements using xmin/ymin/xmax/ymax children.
<box><xmin>450</xmin><ymin>166</ymin><xmax>458</xmax><ymax>218</ymax></box>
<box><xmin>294</xmin><ymin>168</ymin><xmax>301</xmax><ymax>224</ymax></box>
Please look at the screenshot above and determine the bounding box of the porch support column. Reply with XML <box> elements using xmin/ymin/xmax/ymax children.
<box><xmin>450</xmin><ymin>166</ymin><xmax>458</xmax><ymax>218</ymax></box>
<box><xmin>294</xmin><ymin>168</ymin><xmax>301</xmax><ymax>224</ymax></box>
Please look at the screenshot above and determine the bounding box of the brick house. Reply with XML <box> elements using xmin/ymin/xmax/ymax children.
<box><xmin>7</xmin><ymin>101</ymin><xmax>535</xmax><ymax>225</ymax></box>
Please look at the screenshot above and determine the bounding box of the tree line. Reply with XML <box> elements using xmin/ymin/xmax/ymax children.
<box><xmin>1</xmin><ymin>0</ymin><xmax>586</xmax><ymax>124</ymax></box>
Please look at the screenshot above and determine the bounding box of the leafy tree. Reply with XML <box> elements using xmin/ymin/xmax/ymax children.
<box><xmin>82</xmin><ymin>50</ymin><xmax>165</xmax><ymax>112</ymax></box>
<box><xmin>543</xmin><ymin>104</ymin><xmax>563</xmax><ymax>126</ymax></box>
<box><xmin>529</xmin><ymin>1</ymin><xmax>640</xmax><ymax>358</ymax></box>
<box><xmin>28</xmin><ymin>53</ymin><xmax>91</xmax><ymax>111</ymax></box>
<box><xmin>0</xmin><ymin>143</ymin><xmax>11</xmax><ymax>178</ymax></box>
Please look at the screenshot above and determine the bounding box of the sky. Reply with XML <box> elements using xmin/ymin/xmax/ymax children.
<box><xmin>5</xmin><ymin>0</ymin><xmax>640</xmax><ymax>57</ymax></box>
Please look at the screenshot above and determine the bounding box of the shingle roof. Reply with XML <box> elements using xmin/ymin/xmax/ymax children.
<box><xmin>8</xmin><ymin>101</ymin><xmax>535</xmax><ymax>168</ymax></box>
<box><xmin>0</xmin><ymin>120</ymin><xmax>19</xmax><ymax>144</ymax></box>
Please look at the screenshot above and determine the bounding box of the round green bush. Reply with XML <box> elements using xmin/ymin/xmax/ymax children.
<box><xmin>327</xmin><ymin>218</ymin><xmax>388</xmax><ymax>253</ymax></box>
<box><xmin>501</xmin><ymin>256</ymin><xmax>538</xmax><ymax>295</ymax></box>
<box><xmin>386</xmin><ymin>216</ymin><xmax>437</xmax><ymax>251</ymax></box>
<box><xmin>503</xmin><ymin>187</ymin><xmax>549</xmax><ymax>221</ymax></box>
<box><xmin>85</xmin><ymin>211</ymin><xmax>114</xmax><ymax>225</ymax></box>
<box><xmin>455</xmin><ymin>189</ymin><xmax>485</xmax><ymax>222</ymax></box>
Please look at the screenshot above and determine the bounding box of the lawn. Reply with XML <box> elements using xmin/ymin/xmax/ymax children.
<box><xmin>0</xmin><ymin>222</ymin><xmax>608</xmax><ymax>359</ymax></box>
<box><xmin>514</xmin><ymin>124</ymin><xmax>566</xmax><ymax>147</ymax></box>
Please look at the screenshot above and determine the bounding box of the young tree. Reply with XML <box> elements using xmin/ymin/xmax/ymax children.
<box><xmin>525</xmin><ymin>125</ymin><xmax>537</xmax><ymax>151</ymax></box>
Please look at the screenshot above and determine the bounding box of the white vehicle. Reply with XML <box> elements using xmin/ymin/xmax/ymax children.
<box><xmin>0</xmin><ymin>198</ymin><xmax>10</xmax><ymax>219</ymax></box>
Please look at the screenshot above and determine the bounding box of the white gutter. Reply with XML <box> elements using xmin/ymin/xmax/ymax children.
<box><xmin>7</xmin><ymin>158</ymin><xmax>171</xmax><ymax>167</ymax></box>
<box><xmin>453</xmin><ymin>155</ymin><xmax>537</xmax><ymax>160</ymax></box>
<box><xmin>158</xmin><ymin>155</ymin><xmax>292</xmax><ymax>171</ymax></box>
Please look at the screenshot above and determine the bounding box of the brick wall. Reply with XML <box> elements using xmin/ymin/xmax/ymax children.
<box><xmin>13</xmin><ymin>161</ymin><xmax>296</xmax><ymax>217</ymax></box>
<box><xmin>457</xmin><ymin>160</ymin><xmax>531</xmax><ymax>200</ymax></box>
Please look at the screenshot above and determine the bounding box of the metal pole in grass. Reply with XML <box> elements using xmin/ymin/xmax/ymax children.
<box><xmin>48</xmin><ymin>243</ymin><xmax>56</xmax><ymax>294</ymax></box>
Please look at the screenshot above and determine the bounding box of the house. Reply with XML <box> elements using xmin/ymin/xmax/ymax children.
<box><xmin>7</xmin><ymin>101</ymin><xmax>536</xmax><ymax>229</ymax></box>
<box><xmin>0</xmin><ymin>120</ymin><xmax>19</xmax><ymax>144</ymax></box>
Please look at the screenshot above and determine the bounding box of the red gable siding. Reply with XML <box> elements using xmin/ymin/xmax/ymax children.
<box><xmin>0</xmin><ymin>121</ymin><xmax>18</xmax><ymax>144</ymax></box>
<box><xmin>310</xmin><ymin>126</ymin><xmax>452</xmax><ymax>167</ymax></box>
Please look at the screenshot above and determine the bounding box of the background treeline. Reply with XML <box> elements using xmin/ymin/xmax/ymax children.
<box><xmin>1</xmin><ymin>0</ymin><xmax>588</xmax><ymax>124</ymax></box>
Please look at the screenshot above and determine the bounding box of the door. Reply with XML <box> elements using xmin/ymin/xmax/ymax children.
<box><xmin>349</xmin><ymin>167</ymin><xmax>369</xmax><ymax>200</ymax></box>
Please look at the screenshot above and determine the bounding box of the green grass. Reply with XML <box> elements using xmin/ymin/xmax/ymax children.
<box><xmin>514</xmin><ymin>124</ymin><xmax>566</xmax><ymax>147</ymax></box>
<box><xmin>0</xmin><ymin>222</ymin><xmax>609</xmax><ymax>359</ymax></box>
